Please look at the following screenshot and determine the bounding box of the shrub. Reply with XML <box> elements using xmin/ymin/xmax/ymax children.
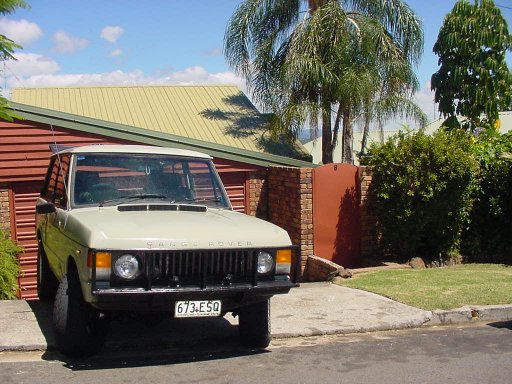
<box><xmin>462</xmin><ymin>131</ymin><xmax>512</xmax><ymax>263</ymax></box>
<box><xmin>0</xmin><ymin>230</ymin><xmax>22</xmax><ymax>300</ymax></box>
<box><xmin>361</xmin><ymin>129</ymin><xmax>479</xmax><ymax>262</ymax></box>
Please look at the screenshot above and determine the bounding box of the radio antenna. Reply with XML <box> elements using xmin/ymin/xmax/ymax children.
<box><xmin>50</xmin><ymin>124</ymin><xmax>70</xmax><ymax>207</ymax></box>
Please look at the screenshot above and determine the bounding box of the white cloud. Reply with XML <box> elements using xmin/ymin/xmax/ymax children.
<box><xmin>109</xmin><ymin>48</ymin><xmax>123</xmax><ymax>57</ymax></box>
<box><xmin>53</xmin><ymin>30</ymin><xmax>88</xmax><ymax>53</ymax></box>
<box><xmin>10</xmin><ymin>70</ymin><xmax>146</xmax><ymax>88</ymax></box>
<box><xmin>100</xmin><ymin>26</ymin><xmax>124</xmax><ymax>43</ymax></box>
<box><xmin>5</xmin><ymin>53</ymin><xmax>60</xmax><ymax>78</ymax></box>
<box><xmin>163</xmin><ymin>66</ymin><xmax>242</xmax><ymax>85</ymax></box>
<box><xmin>5</xmin><ymin>66</ymin><xmax>243</xmax><ymax>91</ymax></box>
<box><xmin>0</xmin><ymin>18</ymin><xmax>43</xmax><ymax>45</ymax></box>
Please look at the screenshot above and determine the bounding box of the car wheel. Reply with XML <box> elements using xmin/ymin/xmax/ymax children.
<box><xmin>37</xmin><ymin>239</ymin><xmax>59</xmax><ymax>301</ymax></box>
<box><xmin>53</xmin><ymin>268</ymin><xmax>109</xmax><ymax>357</ymax></box>
<box><xmin>238</xmin><ymin>299</ymin><xmax>271</xmax><ymax>348</ymax></box>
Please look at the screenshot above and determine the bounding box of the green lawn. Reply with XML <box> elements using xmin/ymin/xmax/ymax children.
<box><xmin>336</xmin><ymin>264</ymin><xmax>512</xmax><ymax>310</ymax></box>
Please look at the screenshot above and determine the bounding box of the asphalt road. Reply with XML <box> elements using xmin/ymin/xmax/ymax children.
<box><xmin>1</xmin><ymin>322</ymin><xmax>512</xmax><ymax>384</ymax></box>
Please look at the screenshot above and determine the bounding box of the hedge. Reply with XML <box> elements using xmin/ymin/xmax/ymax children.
<box><xmin>361</xmin><ymin>129</ymin><xmax>479</xmax><ymax>262</ymax></box>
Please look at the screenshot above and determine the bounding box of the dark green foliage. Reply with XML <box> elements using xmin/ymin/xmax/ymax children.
<box><xmin>462</xmin><ymin>131</ymin><xmax>512</xmax><ymax>263</ymax></box>
<box><xmin>361</xmin><ymin>130</ymin><xmax>479</xmax><ymax>261</ymax></box>
<box><xmin>431</xmin><ymin>0</ymin><xmax>512</xmax><ymax>131</ymax></box>
<box><xmin>0</xmin><ymin>230</ymin><xmax>22</xmax><ymax>299</ymax></box>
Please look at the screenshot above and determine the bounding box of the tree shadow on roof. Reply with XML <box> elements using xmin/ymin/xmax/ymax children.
<box><xmin>199</xmin><ymin>93</ymin><xmax>311</xmax><ymax>161</ymax></box>
<box><xmin>199</xmin><ymin>107</ymin><xmax>267</xmax><ymax>138</ymax></box>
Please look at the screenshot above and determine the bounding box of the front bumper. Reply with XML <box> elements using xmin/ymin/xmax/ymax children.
<box><xmin>87</xmin><ymin>246</ymin><xmax>301</xmax><ymax>311</ymax></box>
<box><xmin>90</xmin><ymin>280</ymin><xmax>298</xmax><ymax>311</ymax></box>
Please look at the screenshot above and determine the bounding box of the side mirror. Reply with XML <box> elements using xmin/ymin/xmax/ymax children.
<box><xmin>36</xmin><ymin>202</ymin><xmax>56</xmax><ymax>214</ymax></box>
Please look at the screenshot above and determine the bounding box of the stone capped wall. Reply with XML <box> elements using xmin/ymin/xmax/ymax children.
<box><xmin>267</xmin><ymin>167</ymin><xmax>313</xmax><ymax>272</ymax></box>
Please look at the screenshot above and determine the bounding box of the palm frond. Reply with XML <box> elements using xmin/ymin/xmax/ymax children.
<box><xmin>224</xmin><ymin>0</ymin><xmax>425</xmax><ymax>163</ymax></box>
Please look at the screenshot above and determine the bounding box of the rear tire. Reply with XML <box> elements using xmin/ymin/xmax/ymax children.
<box><xmin>53</xmin><ymin>269</ymin><xmax>109</xmax><ymax>357</ymax></box>
<box><xmin>37</xmin><ymin>239</ymin><xmax>58</xmax><ymax>301</ymax></box>
<box><xmin>238</xmin><ymin>299</ymin><xmax>271</xmax><ymax>348</ymax></box>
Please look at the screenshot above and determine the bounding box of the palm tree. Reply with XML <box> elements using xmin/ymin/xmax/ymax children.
<box><xmin>225</xmin><ymin>0</ymin><xmax>425</xmax><ymax>164</ymax></box>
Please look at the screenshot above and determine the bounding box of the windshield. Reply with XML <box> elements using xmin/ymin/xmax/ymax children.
<box><xmin>70</xmin><ymin>153</ymin><xmax>230</xmax><ymax>209</ymax></box>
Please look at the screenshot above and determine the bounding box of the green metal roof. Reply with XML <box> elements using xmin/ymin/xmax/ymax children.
<box><xmin>12</xmin><ymin>85</ymin><xmax>304</xmax><ymax>153</ymax></box>
<box><xmin>8</xmin><ymin>101</ymin><xmax>316</xmax><ymax>168</ymax></box>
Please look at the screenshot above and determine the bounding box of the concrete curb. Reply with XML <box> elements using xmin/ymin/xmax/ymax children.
<box><xmin>425</xmin><ymin>304</ymin><xmax>512</xmax><ymax>327</ymax></box>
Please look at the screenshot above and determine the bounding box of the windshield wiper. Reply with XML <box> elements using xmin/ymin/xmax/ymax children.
<box><xmin>99</xmin><ymin>194</ymin><xmax>169</xmax><ymax>206</ymax></box>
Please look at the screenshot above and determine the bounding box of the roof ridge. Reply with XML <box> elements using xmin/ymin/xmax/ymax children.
<box><xmin>12</xmin><ymin>84</ymin><xmax>240</xmax><ymax>91</ymax></box>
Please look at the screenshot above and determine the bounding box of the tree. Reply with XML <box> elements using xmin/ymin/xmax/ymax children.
<box><xmin>0</xmin><ymin>0</ymin><xmax>28</xmax><ymax>122</ymax></box>
<box><xmin>225</xmin><ymin>0</ymin><xmax>425</xmax><ymax>164</ymax></box>
<box><xmin>431</xmin><ymin>0</ymin><xmax>512</xmax><ymax>131</ymax></box>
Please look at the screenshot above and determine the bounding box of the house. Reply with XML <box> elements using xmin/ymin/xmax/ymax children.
<box><xmin>303</xmin><ymin>129</ymin><xmax>398</xmax><ymax>165</ymax></box>
<box><xmin>422</xmin><ymin>111</ymin><xmax>512</xmax><ymax>134</ymax></box>
<box><xmin>1</xmin><ymin>85</ymin><xmax>314</xmax><ymax>299</ymax></box>
<box><xmin>304</xmin><ymin>111</ymin><xmax>512</xmax><ymax>164</ymax></box>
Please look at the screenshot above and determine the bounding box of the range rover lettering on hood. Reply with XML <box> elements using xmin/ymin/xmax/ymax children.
<box><xmin>147</xmin><ymin>241</ymin><xmax>253</xmax><ymax>249</ymax></box>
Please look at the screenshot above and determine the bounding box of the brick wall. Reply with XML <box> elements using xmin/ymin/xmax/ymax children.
<box><xmin>267</xmin><ymin>167</ymin><xmax>313</xmax><ymax>273</ymax></box>
<box><xmin>359</xmin><ymin>166</ymin><xmax>379</xmax><ymax>259</ymax></box>
<box><xmin>248</xmin><ymin>171</ymin><xmax>268</xmax><ymax>219</ymax></box>
<box><xmin>0</xmin><ymin>182</ymin><xmax>10</xmax><ymax>234</ymax></box>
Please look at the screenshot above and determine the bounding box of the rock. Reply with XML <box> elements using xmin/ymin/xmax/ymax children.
<box><xmin>327</xmin><ymin>267</ymin><xmax>353</xmax><ymax>281</ymax></box>
<box><xmin>409</xmin><ymin>257</ymin><xmax>426</xmax><ymax>269</ymax></box>
<box><xmin>338</xmin><ymin>268</ymin><xmax>353</xmax><ymax>279</ymax></box>
<box><xmin>304</xmin><ymin>255</ymin><xmax>352</xmax><ymax>282</ymax></box>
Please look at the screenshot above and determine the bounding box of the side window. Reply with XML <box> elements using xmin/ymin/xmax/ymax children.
<box><xmin>43</xmin><ymin>154</ymin><xmax>71</xmax><ymax>208</ymax></box>
<box><xmin>42</xmin><ymin>157</ymin><xmax>57</xmax><ymax>200</ymax></box>
<box><xmin>188</xmin><ymin>161</ymin><xmax>220</xmax><ymax>201</ymax></box>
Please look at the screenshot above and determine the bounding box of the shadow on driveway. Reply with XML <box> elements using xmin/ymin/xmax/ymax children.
<box><xmin>27</xmin><ymin>301</ymin><xmax>251</xmax><ymax>370</ymax></box>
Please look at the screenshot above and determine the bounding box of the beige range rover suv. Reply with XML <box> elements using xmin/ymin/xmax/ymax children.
<box><xmin>35</xmin><ymin>145</ymin><xmax>299</xmax><ymax>357</ymax></box>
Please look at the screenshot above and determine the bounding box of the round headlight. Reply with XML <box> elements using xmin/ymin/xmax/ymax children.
<box><xmin>114</xmin><ymin>254</ymin><xmax>140</xmax><ymax>280</ymax></box>
<box><xmin>257</xmin><ymin>251</ymin><xmax>274</xmax><ymax>274</ymax></box>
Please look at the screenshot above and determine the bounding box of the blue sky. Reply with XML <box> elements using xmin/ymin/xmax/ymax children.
<box><xmin>1</xmin><ymin>0</ymin><xmax>511</xmax><ymax>124</ymax></box>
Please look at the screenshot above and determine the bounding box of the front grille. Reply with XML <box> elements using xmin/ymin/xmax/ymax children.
<box><xmin>147</xmin><ymin>249</ymin><xmax>258</xmax><ymax>288</ymax></box>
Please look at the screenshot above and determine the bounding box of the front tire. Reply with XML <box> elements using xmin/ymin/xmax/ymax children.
<box><xmin>238</xmin><ymin>299</ymin><xmax>271</xmax><ymax>348</ymax></box>
<box><xmin>37</xmin><ymin>239</ymin><xmax>58</xmax><ymax>301</ymax></box>
<box><xmin>53</xmin><ymin>269</ymin><xmax>109</xmax><ymax>357</ymax></box>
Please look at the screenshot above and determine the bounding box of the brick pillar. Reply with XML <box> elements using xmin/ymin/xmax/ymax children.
<box><xmin>299</xmin><ymin>168</ymin><xmax>314</xmax><ymax>270</ymax></box>
<box><xmin>267</xmin><ymin>167</ymin><xmax>313</xmax><ymax>274</ymax></box>
<box><xmin>359</xmin><ymin>166</ymin><xmax>379</xmax><ymax>259</ymax></box>
<box><xmin>248</xmin><ymin>170</ymin><xmax>268</xmax><ymax>219</ymax></box>
<box><xmin>0</xmin><ymin>182</ymin><xmax>10</xmax><ymax>234</ymax></box>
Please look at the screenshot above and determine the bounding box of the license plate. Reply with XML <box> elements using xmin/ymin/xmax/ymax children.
<box><xmin>174</xmin><ymin>300</ymin><xmax>222</xmax><ymax>318</ymax></box>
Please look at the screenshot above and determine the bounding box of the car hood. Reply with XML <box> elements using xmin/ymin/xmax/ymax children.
<box><xmin>65</xmin><ymin>205</ymin><xmax>292</xmax><ymax>250</ymax></box>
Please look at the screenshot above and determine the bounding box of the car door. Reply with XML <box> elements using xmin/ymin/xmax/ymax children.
<box><xmin>39</xmin><ymin>154</ymin><xmax>71</xmax><ymax>279</ymax></box>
